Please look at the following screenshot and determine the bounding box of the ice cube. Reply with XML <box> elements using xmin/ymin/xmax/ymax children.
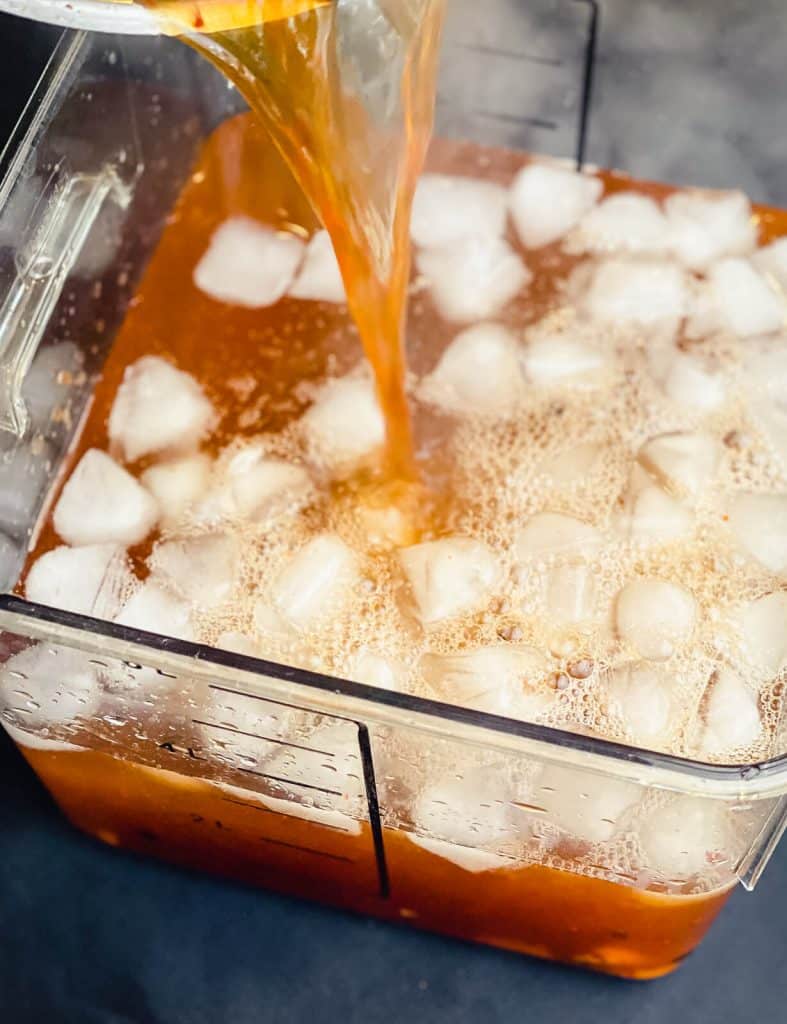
<box><xmin>420</xmin><ymin>323</ymin><xmax>524</xmax><ymax>415</ymax></box>
<box><xmin>288</xmin><ymin>230</ymin><xmax>345</xmax><ymax>303</ymax></box>
<box><xmin>606</xmin><ymin>662</ymin><xmax>675</xmax><ymax>746</ymax></box>
<box><xmin>115</xmin><ymin>579</ymin><xmax>194</xmax><ymax>641</ymax></box>
<box><xmin>663</xmin><ymin>352</ymin><xmax>727</xmax><ymax>411</ymax></box>
<box><xmin>538</xmin><ymin>442</ymin><xmax>603</xmax><ymax>485</ymax></box>
<box><xmin>509</xmin><ymin>163</ymin><xmax>602</xmax><ymax>249</ymax></box>
<box><xmin>536</xmin><ymin>766</ymin><xmax>640</xmax><ymax>844</ymax></box>
<box><xmin>149</xmin><ymin>534</ymin><xmax>239</xmax><ymax>609</ymax></box>
<box><xmin>25</xmin><ymin>544</ymin><xmax>128</xmax><ymax>617</ymax></box>
<box><xmin>301</xmin><ymin>375</ymin><xmax>385</xmax><ymax>470</ymax></box>
<box><xmin>22</xmin><ymin>341</ymin><xmax>83</xmax><ymax>433</ymax></box>
<box><xmin>585</xmin><ymin>259</ymin><xmax>689</xmax><ymax>325</ymax></box>
<box><xmin>223</xmin><ymin>446</ymin><xmax>312</xmax><ymax>521</ymax></box>
<box><xmin>732</xmin><ymin>591</ymin><xmax>787</xmax><ymax>678</ymax></box>
<box><xmin>53</xmin><ymin>449</ymin><xmax>158</xmax><ymax>547</ymax></box>
<box><xmin>616</xmin><ymin>578</ymin><xmax>697</xmax><ymax>660</ymax></box>
<box><xmin>399</xmin><ymin>537</ymin><xmax>501</xmax><ymax>625</ymax></box>
<box><xmin>637</xmin><ymin>431</ymin><xmax>722</xmax><ymax>498</ymax></box>
<box><xmin>628</xmin><ymin>485</ymin><xmax>693</xmax><ymax>543</ymax></box>
<box><xmin>410</xmin><ymin>173</ymin><xmax>509</xmax><ymax>248</ymax></box>
<box><xmin>699</xmin><ymin>666</ymin><xmax>762</xmax><ymax>756</ymax></box>
<box><xmin>0</xmin><ymin>438</ymin><xmax>53</xmax><ymax>539</ymax></box>
<box><xmin>545</xmin><ymin>563</ymin><xmax>596</xmax><ymax>626</ymax></box>
<box><xmin>108</xmin><ymin>356</ymin><xmax>216</xmax><ymax>463</ymax></box>
<box><xmin>666</xmin><ymin>190</ymin><xmax>756</xmax><ymax>270</ymax></box>
<box><xmin>514</xmin><ymin>512</ymin><xmax>602</xmax><ymax>562</ymax></box>
<box><xmin>420</xmin><ymin>644</ymin><xmax>552</xmax><ymax>720</ymax></box>
<box><xmin>576</xmin><ymin>193</ymin><xmax>670</xmax><ymax>255</ymax></box>
<box><xmin>215</xmin><ymin>631</ymin><xmax>264</xmax><ymax>658</ymax></box>
<box><xmin>707</xmin><ymin>258</ymin><xmax>784</xmax><ymax>338</ymax></box>
<box><xmin>753</xmin><ymin>237</ymin><xmax>787</xmax><ymax>292</ymax></box>
<box><xmin>347</xmin><ymin>649</ymin><xmax>406</xmax><ymax>692</ymax></box>
<box><xmin>0</xmin><ymin>644</ymin><xmax>101</xmax><ymax>749</ymax></box>
<box><xmin>252</xmin><ymin>600</ymin><xmax>295</xmax><ymax>638</ymax></box>
<box><xmin>640</xmin><ymin>796</ymin><xmax>730</xmax><ymax>879</ymax></box>
<box><xmin>141</xmin><ymin>453</ymin><xmax>212</xmax><ymax>526</ymax></box>
<box><xmin>521</xmin><ymin>332</ymin><xmax>605</xmax><ymax>389</ymax></box>
<box><xmin>416</xmin><ymin>235</ymin><xmax>531</xmax><ymax>323</ymax></box>
<box><xmin>193</xmin><ymin>216</ymin><xmax>305</xmax><ymax>308</ymax></box>
<box><xmin>727</xmin><ymin>493</ymin><xmax>787</xmax><ymax>573</ymax></box>
<box><xmin>272</xmin><ymin>533</ymin><xmax>357</xmax><ymax>631</ymax></box>
<box><xmin>410</xmin><ymin>766</ymin><xmax>514</xmax><ymax>872</ymax></box>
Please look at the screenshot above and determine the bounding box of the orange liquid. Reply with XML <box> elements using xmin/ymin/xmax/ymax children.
<box><xmin>15</xmin><ymin>115</ymin><xmax>780</xmax><ymax>978</ymax></box>
<box><xmin>20</xmin><ymin>744</ymin><xmax>732</xmax><ymax>980</ymax></box>
<box><xmin>147</xmin><ymin>0</ymin><xmax>446</xmax><ymax>480</ymax></box>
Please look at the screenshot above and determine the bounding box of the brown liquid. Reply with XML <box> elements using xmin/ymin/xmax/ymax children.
<box><xmin>21</xmin><ymin>744</ymin><xmax>732</xmax><ymax>980</ymax></box>
<box><xmin>148</xmin><ymin>0</ymin><xmax>446</xmax><ymax>480</ymax></box>
<box><xmin>16</xmin><ymin>116</ymin><xmax>782</xmax><ymax>977</ymax></box>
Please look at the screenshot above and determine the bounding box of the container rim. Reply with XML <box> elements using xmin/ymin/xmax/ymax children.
<box><xmin>2</xmin><ymin>594</ymin><xmax>787</xmax><ymax>801</ymax></box>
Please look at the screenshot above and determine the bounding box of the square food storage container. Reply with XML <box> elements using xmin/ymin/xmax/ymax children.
<box><xmin>1</xmin><ymin>0</ymin><xmax>787</xmax><ymax>981</ymax></box>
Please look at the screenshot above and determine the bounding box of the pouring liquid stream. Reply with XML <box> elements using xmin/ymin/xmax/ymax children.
<box><xmin>144</xmin><ymin>0</ymin><xmax>446</xmax><ymax>496</ymax></box>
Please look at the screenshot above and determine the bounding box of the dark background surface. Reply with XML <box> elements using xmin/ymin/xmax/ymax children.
<box><xmin>1</xmin><ymin>10</ymin><xmax>787</xmax><ymax>1024</ymax></box>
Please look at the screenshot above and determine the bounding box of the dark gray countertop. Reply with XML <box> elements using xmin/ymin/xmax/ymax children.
<box><xmin>1</xmin><ymin>6</ymin><xmax>787</xmax><ymax>1022</ymax></box>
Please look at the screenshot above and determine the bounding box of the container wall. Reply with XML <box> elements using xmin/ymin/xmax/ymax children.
<box><xmin>0</xmin><ymin>627</ymin><xmax>783</xmax><ymax>978</ymax></box>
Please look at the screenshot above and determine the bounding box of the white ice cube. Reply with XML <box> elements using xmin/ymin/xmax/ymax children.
<box><xmin>109</xmin><ymin>356</ymin><xmax>215</xmax><ymax>463</ymax></box>
<box><xmin>193</xmin><ymin>216</ymin><xmax>304</xmax><ymax>308</ymax></box>
<box><xmin>420</xmin><ymin>322</ymin><xmax>523</xmax><ymax>415</ymax></box>
<box><xmin>53</xmin><ymin>449</ymin><xmax>158</xmax><ymax>547</ymax></box>
<box><xmin>616</xmin><ymin>578</ymin><xmax>697</xmax><ymax>660</ymax></box>
<box><xmin>348</xmin><ymin>649</ymin><xmax>406</xmax><ymax>692</ymax></box>
<box><xmin>25</xmin><ymin>543</ymin><xmax>128</xmax><ymax>617</ymax></box>
<box><xmin>521</xmin><ymin>332</ymin><xmax>605</xmax><ymax>389</ymax></box>
<box><xmin>606</xmin><ymin>662</ymin><xmax>675</xmax><ymax>746</ymax></box>
<box><xmin>410</xmin><ymin>767</ymin><xmax>514</xmax><ymax>872</ymax></box>
<box><xmin>115</xmin><ymin>579</ymin><xmax>194</xmax><ymax>641</ymax></box>
<box><xmin>666</xmin><ymin>190</ymin><xmax>756</xmax><ymax>271</ymax></box>
<box><xmin>252</xmin><ymin>600</ymin><xmax>295</xmax><ymax>638</ymax></box>
<box><xmin>272</xmin><ymin>533</ymin><xmax>357</xmax><ymax>631</ymax></box>
<box><xmin>514</xmin><ymin>512</ymin><xmax>601</xmax><ymax>562</ymax></box>
<box><xmin>223</xmin><ymin>446</ymin><xmax>312</xmax><ymax>521</ymax></box>
<box><xmin>0</xmin><ymin>644</ymin><xmax>101</xmax><ymax>748</ymax></box>
<box><xmin>288</xmin><ymin>230</ymin><xmax>345</xmax><ymax>303</ymax></box>
<box><xmin>149</xmin><ymin>534</ymin><xmax>239</xmax><ymax>609</ymax></box>
<box><xmin>141</xmin><ymin>453</ymin><xmax>212</xmax><ymax>526</ymax></box>
<box><xmin>640</xmin><ymin>797</ymin><xmax>730</xmax><ymax>879</ymax></box>
<box><xmin>727</xmin><ymin>493</ymin><xmax>787</xmax><ymax>573</ymax></box>
<box><xmin>628</xmin><ymin>485</ymin><xmax>693</xmax><ymax>543</ymax></box>
<box><xmin>545</xmin><ymin>563</ymin><xmax>596</xmax><ymax>626</ymax></box>
<box><xmin>538</xmin><ymin>442</ymin><xmax>603</xmax><ymax>485</ymax></box>
<box><xmin>753</xmin><ymin>237</ymin><xmax>787</xmax><ymax>292</ymax></box>
<box><xmin>22</xmin><ymin>341</ymin><xmax>83</xmax><ymax>432</ymax></box>
<box><xmin>585</xmin><ymin>259</ymin><xmax>688</xmax><ymax>325</ymax></box>
<box><xmin>576</xmin><ymin>192</ymin><xmax>670</xmax><ymax>255</ymax></box>
<box><xmin>536</xmin><ymin>766</ymin><xmax>639</xmax><ymax>844</ymax></box>
<box><xmin>215</xmin><ymin>631</ymin><xmax>264</xmax><ymax>658</ymax></box>
<box><xmin>420</xmin><ymin>644</ymin><xmax>551</xmax><ymax>720</ymax></box>
<box><xmin>416</xmin><ymin>235</ymin><xmax>531</xmax><ymax>322</ymax></box>
<box><xmin>707</xmin><ymin>258</ymin><xmax>784</xmax><ymax>338</ymax></box>
<box><xmin>637</xmin><ymin>431</ymin><xmax>722</xmax><ymax>498</ymax></box>
<box><xmin>301</xmin><ymin>375</ymin><xmax>385</xmax><ymax>470</ymax></box>
<box><xmin>509</xmin><ymin>163</ymin><xmax>602</xmax><ymax>249</ymax></box>
<box><xmin>700</xmin><ymin>666</ymin><xmax>762</xmax><ymax>756</ymax></box>
<box><xmin>663</xmin><ymin>352</ymin><xmax>727</xmax><ymax>411</ymax></box>
<box><xmin>732</xmin><ymin>591</ymin><xmax>787</xmax><ymax>678</ymax></box>
<box><xmin>411</xmin><ymin>173</ymin><xmax>509</xmax><ymax>248</ymax></box>
<box><xmin>399</xmin><ymin>537</ymin><xmax>501</xmax><ymax>625</ymax></box>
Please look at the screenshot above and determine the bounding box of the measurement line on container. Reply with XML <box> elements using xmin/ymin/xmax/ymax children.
<box><xmin>475</xmin><ymin>109</ymin><xmax>558</xmax><ymax>131</ymax></box>
<box><xmin>192</xmin><ymin>718</ymin><xmax>333</xmax><ymax>757</ymax></box>
<box><xmin>257</xmin><ymin>835</ymin><xmax>355</xmax><ymax>863</ymax></box>
<box><xmin>236</xmin><ymin>766</ymin><xmax>343</xmax><ymax>797</ymax></box>
<box><xmin>220</xmin><ymin>796</ymin><xmax>354</xmax><ymax>835</ymax></box>
<box><xmin>460</xmin><ymin>43</ymin><xmax>563</xmax><ymax>67</ymax></box>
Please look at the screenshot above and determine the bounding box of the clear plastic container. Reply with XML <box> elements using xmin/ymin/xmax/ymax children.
<box><xmin>1</xmin><ymin>2</ymin><xmax>787</xmax><ymax>980</ymax></box>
